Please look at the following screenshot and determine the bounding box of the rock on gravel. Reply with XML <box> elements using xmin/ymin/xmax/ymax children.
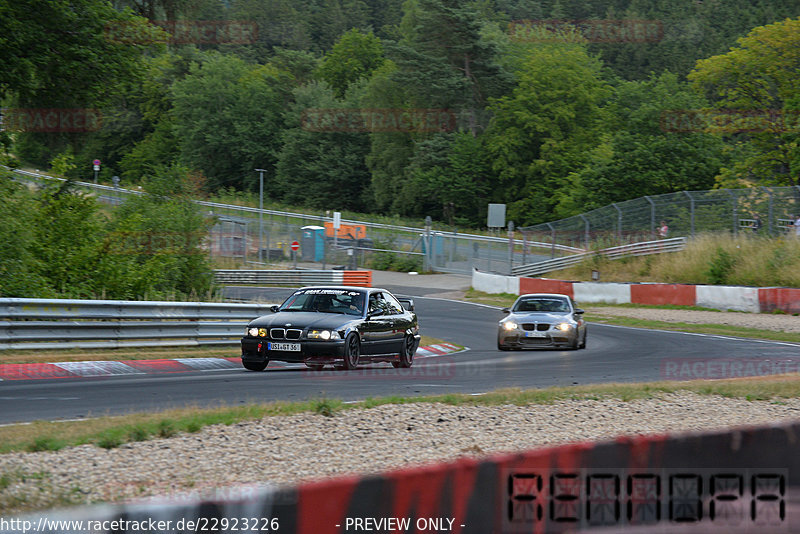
<box><xmin>2</xmin><ymin>393</ymin><xmax>800</xmax><ymax>514</ymax></box>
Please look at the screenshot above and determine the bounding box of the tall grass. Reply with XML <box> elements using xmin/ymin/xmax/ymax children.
<box><xmin>553</xmin><ymin>233</ymin><xmax>800</xmax><ymax>287</ymax></box>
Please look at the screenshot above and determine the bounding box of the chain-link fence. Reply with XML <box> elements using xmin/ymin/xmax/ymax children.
<box><xmin>519</xmin><ymin>186</ymin><xmax>800</xmax><ymax>252</ymax></box>
<box><xmin>9</xmin><ymin>168</ymin><xmax>800</xmax><ymax>276</ymax></box>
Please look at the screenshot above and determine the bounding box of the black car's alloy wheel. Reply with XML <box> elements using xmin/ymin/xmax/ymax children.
<box><xmin>340</xmin><ymin>333</ymin><xmax>360</xmax><ymax>370</ymax></box>
<box><xmin>392</xmin><ymin>335</ymin><xmax>414</xmax><ymax>368</ymax></box>
<box><xmin>243</xmin><ymin>360</ymin><xmax>268</xmax><ymax>371</ymax></box>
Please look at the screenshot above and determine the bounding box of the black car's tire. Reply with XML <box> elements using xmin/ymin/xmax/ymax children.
<box><xmin>393</xmin><ymin>335</ymin><xmax>415</xmax><ymax>368</ymax></box>
<box><xmin>340</xmin><ymin>333</ymin><xmax>361</xmax><ymax>370</ymax></box>
<box><xmin>243</xmin><ymin>360</ymin><xmax>268</xmax><ymax>372</ymax></box>
<box><xmin>306</xmin><ymin>363</ymin><xmax>325</xmax><ymax>371</ymax></box>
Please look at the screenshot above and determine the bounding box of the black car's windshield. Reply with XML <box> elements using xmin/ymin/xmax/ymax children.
<box><xmin>514</xmin><ymin>298</ymin><xmax>570</xmax><ymax>313</ymax></box>
<box><xmin>280</xmin><ymin>289</ymin><xmax>364</xmax><ymax>316</ymax></box>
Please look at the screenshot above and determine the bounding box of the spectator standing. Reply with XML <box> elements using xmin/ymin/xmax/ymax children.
<box><xmin>752</xmin><ymin>214</ymin><xmax>762</xmax><ymax>233</ymax></box>
<box><xmin>796</xmin><ymin>214</ymin><xmax>800</xmax><ymax>237</ymax></box>
<box><xmin>658</xmin><ymin>221</ymin><xmax>668</xmax><ymax>239</ymax></box>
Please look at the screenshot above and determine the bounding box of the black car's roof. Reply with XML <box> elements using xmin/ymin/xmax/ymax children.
<box><xmin>295</xmin><ymin>286</ymin><xmax>389</xmax><ymax>294</ymax></box>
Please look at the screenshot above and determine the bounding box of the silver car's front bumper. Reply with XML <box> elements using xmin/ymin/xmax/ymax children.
<box><xmin>497</xmin><ymin>328</ymin><xmax>578</xmax><ymax>349</ymax></box>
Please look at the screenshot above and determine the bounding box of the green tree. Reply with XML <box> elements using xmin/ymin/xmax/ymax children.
<box><xmin>97</xmin><ymin>166</ymin><xmax>214</xmax><ymax>300</ymax></box>
<box><xmin>485</xmin><ymin>37</ymin><xmax>610</xmax><ymax>225</ymax></box>
<box><xmin>274</xmin><ymin>82</ymin><xmax>373</xmax><ymax>211</ymax></box>
<box><xmin>554</xmin><ymin>72</ymin><xmax>726</xmax><ymax>215</ymax></box>
<box><xmin>316</xmin><ymin>29</ymin><xmax>385</xmax><ymax>98</ymax></box>
<box><xmin>0</xmin><ymin>173</ymin><xmax>49</xmax><ymax>297</ymax></box>
<box><xmin>689</xmin><ymin>17</ymin><xmax>800</xmax><ymax>187</ymax></box>
<box><xmin>171</xmin><ymin>54</ymin><xmax>292</xmax><ymax>191</ymax></box>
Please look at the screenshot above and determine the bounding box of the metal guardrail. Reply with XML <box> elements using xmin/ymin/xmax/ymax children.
<box><xmin>512</xmin><ymin>237</ymin><xmax>687</xmax><ymax>277</ymax></box>
<box><xmin>213</xmin><ymin>269</ymin><xmax>372</xmax><ymax>286</ymax></box>
<box><xmin>0</xmin><ymin>298</ymin><xmax>275</xmax><ymax>350</ymax></box>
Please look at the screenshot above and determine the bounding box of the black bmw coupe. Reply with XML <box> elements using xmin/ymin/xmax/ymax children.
<box><xmin>241</xmin><ymin>286</ymin><xmax>420</xmax><ymax>371</ymax></box>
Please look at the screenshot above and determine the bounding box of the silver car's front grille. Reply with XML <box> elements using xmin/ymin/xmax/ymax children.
<box><xmin>522</xmin><ymin>323</ymin><xmax>550</xmax><ymax>331</ymax></box>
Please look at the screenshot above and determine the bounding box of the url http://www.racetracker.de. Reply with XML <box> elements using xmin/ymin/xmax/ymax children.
<box><xmin>0</xmin><ymin>516</ymin><xmax>281</xmax><ymax>533</ymax></box>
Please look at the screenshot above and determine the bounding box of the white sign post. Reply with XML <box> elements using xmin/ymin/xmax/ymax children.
<box><xmin>333</xmin><ymin>211</ymin><xmax>341</xmax><ymax>249</ymax></box>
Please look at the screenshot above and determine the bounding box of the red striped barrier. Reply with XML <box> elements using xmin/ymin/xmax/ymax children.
<box><xmin>343</xmin><ymin>270</ymin><xmax>372</xmax><ymax>287</ymax></box>
<box><xmin>520</xmin><ymin>277</ymin><xmax>575</xmax><ymax>297</ymax></box>
<box><xmin>630</xmin><ymin>283</ymin><xmax>696</xmax><ymax>306</ymax></box>
<box><xmin>759</xmin><ymin>288</ymin><xmax>800</xmax><ymax>314</ymax></box>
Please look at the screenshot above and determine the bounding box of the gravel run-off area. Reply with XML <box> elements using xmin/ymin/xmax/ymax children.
<box><xmin>3</xmin><ymin>393</ymin><xmax>800</xmax><ymax>513</ymax></box>
<box><xmin>586</xmin><ymin>306</ymin><xmax>800</xmax><ymax>332</ymax></box>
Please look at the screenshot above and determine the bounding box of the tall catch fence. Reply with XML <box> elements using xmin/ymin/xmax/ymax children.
<box><xmin>520</xmin><ymin>186</ymin><xmax>800</xmax><ymax>251</ymax></box>
<box><xmin>7</xmin><ymin>167</ymin><xmax>800</xmax><ymax>275</ymax></box>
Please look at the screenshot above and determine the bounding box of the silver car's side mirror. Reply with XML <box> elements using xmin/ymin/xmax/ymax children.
<box><xmin>502</xmin><ymin>308</ymin><xmax>510</xmax><ymax>314</ymax></box>
<box><xmin>574</xmin><ymin>308</ymin><xmax>585</xmax><ymax>314</ymax></box>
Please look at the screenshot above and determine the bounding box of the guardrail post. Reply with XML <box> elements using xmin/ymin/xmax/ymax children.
<box><xmin>580</xmin><ymin>214</ymin><xmax>590</xmax><ymax>250</ymax></box>
<box><xmin>760</xmin><ymin>186</ymin><xmax>773</xmax><ymax>235</ymax></box>
<box><xmin>645</xmin><ymin>196</ymin><xmax>655</xmax><ymax>240</ymax></box>
<box><xmin>726</xmin><ymin>189</ymin><xmax>738</xmax><ymax>236</ymax></box>
<box><xmin>683</xmin><ymin>191</ymin><xmax>695</xmax><ymax>237</ymax></box>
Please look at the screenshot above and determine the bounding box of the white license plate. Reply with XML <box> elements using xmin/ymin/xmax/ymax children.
<box><xmin>268</xmin><ymin>342</ymin><xmax>301</xmax><ymax>351</ymax></box>
<box><xmin>525</xmin><ymin>331</ymin><xmax>547</xmax><ymax>338</ymax></box>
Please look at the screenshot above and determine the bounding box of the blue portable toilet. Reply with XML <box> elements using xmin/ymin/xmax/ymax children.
<box><xmin>301</xmin><ymin>225</ymin><xmax>326</xmax><ymax>262</ymax></box>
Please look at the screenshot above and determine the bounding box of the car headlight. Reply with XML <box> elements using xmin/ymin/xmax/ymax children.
<box><xmin>308</xmin><ymin>329</ymin><xmax>341</xmax><ymax>340</ymax></box>
<box><xmin>502</xmin><ymin>321</ymin><xmax>518</xmax><ymax>331</ymax></box>
<box><xmin>258</xmin><ymin>328</ymin><xmax>267</xmax><ymax>337</ymax></box>
<box><xmin>557</xmin><ymin>323</ymin><xmax>572</xmax><ymax>331</ymax></box>
<box><xmin>247</xmin><ymin>327</ymin><xmax>259</xmax><ymax>337</ymax></box>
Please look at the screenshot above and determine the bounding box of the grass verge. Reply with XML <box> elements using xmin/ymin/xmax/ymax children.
<box><xmin>586</xmin><ymin>315</ymin><xmax>800</xmax><ymax>344</ymax></box>
<box><xmin>3</xmin><ymin>375</ymin><xmax>800</xmax><ymax>454</ymax></box>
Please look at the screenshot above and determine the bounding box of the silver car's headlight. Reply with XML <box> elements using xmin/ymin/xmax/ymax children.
<box><xmin>308</xmin><ymin>329</ymin><xmax>341</xmax><ymax>340</ymax></box>
<box><xmin>556</xmin><ymin>323</ymin><xmax>573</xmax><ymax>331</ymax></box>
<box><xmin>502</xmin><ymin>321</ymin><xmax>518</xmax><ymax>331</ymax></box>
<box><xmin>248</xmin><ymin>327</ymin><xmax>259</xmax><ymax>337</ymax></box>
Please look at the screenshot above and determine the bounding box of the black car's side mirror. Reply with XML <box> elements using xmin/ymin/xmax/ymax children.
<box><xmin>398</xmin><ymin>297</ymin><xmax>415</xmax><ymax>312</ymax></box>
<box><xmin>270</xmin><ymin>305</ymin><xmax>280</xmax><ymax>313</ymax></box>
<box><xmin>574</xmin><ymin>308</ymin><xmax>585</xmax><ymax>314</ymax></box>
<box><xmin>502</xmin><ymin>308</ymin><xmax>510</xmax><ymax>314</ymax></box>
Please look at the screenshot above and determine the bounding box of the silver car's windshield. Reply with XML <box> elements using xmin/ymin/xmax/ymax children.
<box><xmin>513</xmin><ymin>298</ymin><xmax>570</xmax><ymax>313</ymax></box>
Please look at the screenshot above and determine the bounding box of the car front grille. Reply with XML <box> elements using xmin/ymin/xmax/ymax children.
<box><xmin>270</xmin><ymin>328</ymin><xmax>303</xmax><ymax>340</ymax></box>
<box><xmin>522</xmin><ymin>323</ymin><xmax>550</xmax><ymax>331</ymax></box>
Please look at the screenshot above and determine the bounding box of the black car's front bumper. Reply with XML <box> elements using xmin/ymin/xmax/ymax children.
<box><xmin>241</xmin><ymin>337</ymin><xmax>347</xmax><ymax>364</ymax></box>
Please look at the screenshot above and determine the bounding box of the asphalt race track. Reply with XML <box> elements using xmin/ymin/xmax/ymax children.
<box><xmin>1</xmin><ymin>286</ymin><xmax>798</xmax><ymax>424</ymax></box>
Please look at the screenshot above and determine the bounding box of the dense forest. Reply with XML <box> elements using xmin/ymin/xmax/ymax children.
<box><xmin>1</xmin><ymin>0</ymin><xmax>799</xmax><ymax>229</ymax></box>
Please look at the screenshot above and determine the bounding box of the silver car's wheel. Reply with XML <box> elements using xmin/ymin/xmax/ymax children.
<box><xmin>340</xmin><ymin>333</ymin><xmax>360</xmax><ymax>370</ymax></box>
<box><xmin>579</xmin><ymin>332</ymin><xmax>587</xmax><ymax>349</ymax></box>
